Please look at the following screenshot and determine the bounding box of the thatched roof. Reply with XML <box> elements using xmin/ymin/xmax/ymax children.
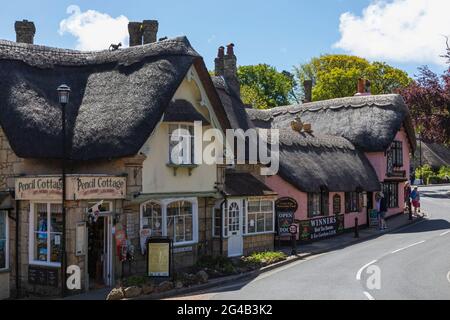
<box><xmin>276</xmin><ymin>129</ymin><xmax>381</xmax><ymax>192</ymax></box>
<box><xmin>247</xmin><ymin>94</ymin><xmax>416</xmax><ymax>153</ymax></box>
<box><xmin>416</xmin><ymin>140</ymin><xmax>450</xmax><ymax>170</ymax></box>
<box><xmin>212</xmin><ymin>76</ymin><xmax>254</xmax><ymax>131</ymax></box>
<box><xmin>163</xmin><ymin>99</ymin><xmax>209</xmax><ymax>124</ymax></box>
<box><xmin>0</xmin><ymin>37</ymin><xmax>230</xmax><ymax>160</ymax></box>
<box><xmin>224</xmin><ymin>170</ymin><xmax>276</xmax><ymax>197</ymax></box>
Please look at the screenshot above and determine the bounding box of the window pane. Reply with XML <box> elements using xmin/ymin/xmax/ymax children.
<box><xmin>248</xmin><ymin>201</ymin><xmax>259</xmax><ymax>213</ymax></box>
<box><xmin>247</xmin><ymin>213</ymin><xmax>256</xmax><ymax>234</ymax></box>
<box><xmin>0</xmin><ymin>213</ymin><xmax>6</xmax><ymax>239</ymax></box>
<box><xmin>256</xmin><ymin>213</ymin><xmax>265</xmax><ymax>232</ymax></box>
<box><xmin>0</xmin><ymin>240</ymin><xmax>5</xmax><ymax>269</ymax></box>
<box><xmin>167</xmin><ymin>201</ymin><xmax>193</xmax><ymax>243</ymax></box>
<box><xmin>35</xmin><ymin>204</ymin><xmax>47</xmax><ymax>232</ymax></box>
<box><xmin>185</xmin><ymin>215</ymin><xmax>193</xmax><ymax>241</ymax></box>
<box><xmin>50</xmin><ymin>204</ymin><xmax>63</xmax><ymax>233</ymax></box>
<box><xmin>143</xmin><ymin>202</ymin><xmax>162</xmax><ymax>237</ymax></box>
<box><xmin>50</xmin><ymin>233</ymin><xmax>62</xmax><ymax>263</ymax></box>
<box><xmin>35</xmin><ymin>232</ymin><xmax>48</xmax><ymax>262</ymax></box>
<box><xmin>261</xmin><ymin>200</ymin><xmax>272</xmax><ymax>212</ymax></box>
<box><xmin>265</xmin><ymin>212</ymin><xmax>273</xmax><ymax>232</ymax></box>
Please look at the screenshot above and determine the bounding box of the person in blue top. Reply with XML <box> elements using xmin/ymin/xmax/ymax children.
<box><xmin>410</xmin><ymin>186</ymin><xmax>421</xmax><ymax>217</ymax></box>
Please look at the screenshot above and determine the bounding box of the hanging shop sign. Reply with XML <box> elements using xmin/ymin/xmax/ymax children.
<box><xmin>147</xmin><ymin>238</ymin><xmax>172</xmax><ymax>278</ymax></box>
<box><xmin>275</xmin><ymin>197</ymin><xmax>298</xmax><ymax>236</ymax></box>
<box><xmin>15</xmin><ymin>177</ymin><xmax>62</xmax><ymax>200</ymax></box>
<box><xmin>15</xmin><ymin>176</ymin><xmax>126</xmax><ymax>200</ymax></box>
<box><xmin>297</xmin><ymin>214</ymin><xmax>345</xmax><ymax>242</ymax></box>
<box><xmin>67</xmin><ymin>176</ymin><xmax>126</xmax><ymax>200</ymax></box>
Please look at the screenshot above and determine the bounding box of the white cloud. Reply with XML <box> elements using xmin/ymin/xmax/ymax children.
<box><xmin>59</xmin><ymin>5</ymin><xmax>129</xmax><ymax>51</ymax></box>
<box><xmin>334</xmin><ymin>0</ymin><xmax>450</xmax><ymax>66</ymax></box>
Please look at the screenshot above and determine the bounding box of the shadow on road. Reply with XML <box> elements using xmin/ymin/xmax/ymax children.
<box><xmin>391</xmin><ymin>218</ymin><xmax>450</xmax><ymax>234</ymax></box>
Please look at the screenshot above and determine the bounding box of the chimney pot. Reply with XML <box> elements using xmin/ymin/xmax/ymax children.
<box><xmin>226</xmin><ymin>43</ymin><xmax>235</xmax><ymax>56</ymax></box>
<box><xmin>218</xmin><ymin>46</ymin><xmax>225</xmax><ymax>58</ymax></box>
<box><xmin>15</xmin><ymin>20</ymin><xmax>36</xmax><ymax>44</ymax></box>
<box><xmin>142</xmin><ymin>20</ymin><xmax>159</xmax><ymax>44</ymax></box>
<box><xmin>128</xmin><ymin>22</ymin><xmax>143</xmax><ymax>47</ymax></box>
<box><xmin>355</xmin><ymin>78</ymin><xmax>371</xmax><ymax>96</ymax></box>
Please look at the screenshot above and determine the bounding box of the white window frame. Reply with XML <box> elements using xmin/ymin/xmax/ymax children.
<box><xmin>244</xmin><ymin>198</ymin><xmax>275</xmax><ymax>236</ymax></box>
<box><xmin>140</xmin><ymin>197</ymin><xmax>198</xmax><ymax>247</ymax></box>
<box><xmin>0</xmin><ymin>211</ymin><xmax>9</xmax><ymax>271</ymax></box>
<box><xmin>140</xmin><ymin>200</ymin><xmax>163</xmax><ymax>237</ymax></box>
<box><xmin>168</xmin><ymin>123</ymin><xmax>195</xmax><ymax>165</ymax></box>
<box><xmin>29</xmin><ymin>201</ymin><xmax>62</xmax><ymax>267</ymax></box>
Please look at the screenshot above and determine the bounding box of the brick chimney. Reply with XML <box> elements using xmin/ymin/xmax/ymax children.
<box><xmin>214</xmin><ymin>46</ymin><xmax>225</xmax><ymax>77</ymax></box>
<box><xmin>142</xmin><ymin>20</ymin><xmax>158</xmax><ymax>44</ymax></box>
<box><xmin>303</xmin><ymin>80</ymin><xmax>313</xmax><ymax>103</ymax></box>
<box><xmin>128</xmin><ymin>22</ymin><xmax>143</xmax><ymax>47</ymax></box>
<box><xmin>15</xmin><ymin>20</ymin><xmax>35</xmax><ymax>44</ymax></box>
<box><xmin>355</xmin><ymin>78</ymin><xmax>371</xmax><ymax>96</ymax></box>
<box><xmin>223</xmin><ymin>43</ymin><xmax>240</xmax><ymax>98</ymax></box>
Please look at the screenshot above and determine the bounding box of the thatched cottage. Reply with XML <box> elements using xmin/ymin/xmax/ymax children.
<box><xmin>0</xmin><ymin>20</ymin><xmax>276</xmax><ymax>298</ymax></box>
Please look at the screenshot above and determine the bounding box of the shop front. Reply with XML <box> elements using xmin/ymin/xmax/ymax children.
<box><xmin>14</xmin><ymin>175</ymin><xmax>126</xmax><ymax>296</ymax></box>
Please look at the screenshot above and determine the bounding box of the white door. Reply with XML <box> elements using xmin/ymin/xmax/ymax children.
<box><xmin>227</xmin><ymin>199</ymin><xmax>243</xmax><ymax>257</ymax></box>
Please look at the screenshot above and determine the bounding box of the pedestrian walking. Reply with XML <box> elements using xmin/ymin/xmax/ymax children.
<box><xmin>410</xmin><ymin>186</ymin><xmax>422</xmax><ymax>217</ymax></box>
<box><xmin>379</xmin><ymin>192</ymin><xmax>388</xmax><ymax>230</ymax></box>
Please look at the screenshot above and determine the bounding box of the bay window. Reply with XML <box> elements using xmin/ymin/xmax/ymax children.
<box><xmin>30</xmin><ymin>203</ymin><xmax>63</xmax><ymax>266</ymax></box>
<box><xmin>140</xmin><ymin>198</ymin><xmax>197</xmax><ymax>246</ymax></box>
<box><xmin>246</xmin><ymin>199</ymin><xmax>274</xmax><ymax>234</ymax></box>
<box><xmin>0</xmin><ymin>211</ymin><xmax>8</xmax><ymax>270</ymax></box>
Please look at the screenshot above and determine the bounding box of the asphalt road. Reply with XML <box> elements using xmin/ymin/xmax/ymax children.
<box><xmin>173</xmin><ymin>185</ymin><xmax>450</xmax><ymax>300</ymax></box>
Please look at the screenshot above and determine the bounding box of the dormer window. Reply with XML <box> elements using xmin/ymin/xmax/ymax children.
<box><xmin>168</xmin><ymin>124</ymin><xmax>195</xmax><ymax>165</ymax></box>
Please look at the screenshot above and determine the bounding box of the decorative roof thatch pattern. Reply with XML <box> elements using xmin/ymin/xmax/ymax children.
<box><xmin>212</xmin><ymin>76</ymin><xmax>254</xmax><ymax>131</ymax></box>
<box><xmin>247</xmin><ymin>94</ymin><xmax>416</xmax><ymax>153</ymax></box>
<box><xmin>224</xmin><ymin>170</ymin><xmax>276</xmax><ymax>196</ymax></box>
<box><xmin>0</xmin><ymin>37</ymin><xmax>228</xmax><ymax>160</ymax></box>
<box><xmin>416</xmin><ymin>140</ymin><xmax>450</xmax><ymax>170</ymax></box>
<box><xmin>276</xmin><ymin>129</ymin><xmax>381</xmax><ymax>192</ymax></box>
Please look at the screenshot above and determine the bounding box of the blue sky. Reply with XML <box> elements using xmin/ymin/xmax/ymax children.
<box><xmin>0</xmin><ymin>0</ymin><xmax>449</xmax><ymax>77</ymax></box>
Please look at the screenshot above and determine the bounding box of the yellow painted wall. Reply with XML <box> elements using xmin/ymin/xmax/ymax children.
<box><xmin>141</xmin><ymin>66</ymin><xmax>221</xmax><ymax>194</ymax></box>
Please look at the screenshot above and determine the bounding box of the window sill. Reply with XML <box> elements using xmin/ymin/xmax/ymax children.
<box><xmin>244</xmin><ymin>231</ymin><xmax>275</xmax><ymax>237</ymax></box>
<box><xmin>29</xmin><ymin>261</ymin><xmax>61</xmax><ymax>268</ymax></box>
<box><xmin>166</xmin><ymin>163</ymin><xmax>199</xmax><ymax>176</ymax></box>
<box><xmin>0</xmin><ymin>268</ymin><xmax>10</xmax><ymax>274</ymax></box>
<box><xmin>172</xmin><ymin>240</ymin><xmax>198</xmax><ymax>248</ymax></box>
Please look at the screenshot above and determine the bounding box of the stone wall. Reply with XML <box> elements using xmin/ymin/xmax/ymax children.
<box><xmin>243</xmin><ymin>233</ymin><xmax>274</xmax><ymax>256</ymax></box>
<box><xmin>0</xmin><ymin>272</ymin><xmax>9</xmax><ymax>299</ymax></box>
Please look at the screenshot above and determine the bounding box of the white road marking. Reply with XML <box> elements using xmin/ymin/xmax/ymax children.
<box><xmin>447</xmin><ymin>271</ymin><xmax>450</xmax><ymax>284</ymax></box>
<box><xmin>356</xmin><ymin>260</ymin><xmax>377</xmax><ymax>280</ymax></box>
<box><xmin>363</xmin><ymin>291</ymin><xmax>375</xmax><ymax>300</ymax></box>
<box><xmin>391</xmin><ymin>240</ymin><xmax>426</xmax><ymax>254</ymax></box>
<box><xmin>440</xmin><ymin>230</ymin><xmax>450</xmax><ymax>236</ymax></box>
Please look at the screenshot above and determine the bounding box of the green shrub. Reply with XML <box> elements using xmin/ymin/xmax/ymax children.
<box><xmin>415</xmin><ymin>165</ymin><xmax>435</xmax><ymax>184</ymax></box>
<box><xmin>427</xmin><ymin>175</ymin><xmax>442</xmax><ymax>185</ymax></box>
<box><xmin>124</xmin><ymin>275</ymin><xmax>147</xmax><ymax>287</ymax></box>
<box><xmin>242</xmin><ymin>251</ymin><xmax>287</xmax><ymax>266</ymax></box>
<box><xmin>438</xmin><ymin>166</ymin><xmax>450</xmax><ymax>181</ymax></box>
<box><xmin>196</xmin><ymin>255</ymin><xmax>236</xmax><ymax>275</ymax></box>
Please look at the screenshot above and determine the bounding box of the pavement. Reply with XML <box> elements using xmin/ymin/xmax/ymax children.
<box><xmin>167</xmin><ymin>185</ymin><xmax>450</xmax><ymax>300</ymax></box>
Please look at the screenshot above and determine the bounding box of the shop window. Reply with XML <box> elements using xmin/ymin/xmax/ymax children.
<box><xmin>0</xmin><ymin>211</ymin><xmax>8</xmax><ymax>270</ymax></box>
<box><xmin>212</xmin><ymin>208</ymin><xmax>222</xmax><ymax>237</ymax></box>
<box><xmin>345</xmin><ymin>192</ymin><xmax>361</xmax><ymax>213</ymax></box>
<box><xmin>141</xmin><ymin>201</ymin><xmax>162</xmax><ymax>237</ymax></box>
<box><xmin>333</xmin><ymin>194</ymin><xmax>341</xmax><ymax>215</ymax></box>
<box><xmin>168</xmin><ymin>124</ymin><xmax>195</xmax><ymax>165</ymax></box>
<box><xmin>307</xmin><ymin>192</ymin><xmax>329</xmax><ymax>217</ymax></box>
<box><xmin>382</xmin><ymin>183</ymin><xmax>399</xmax><ymax>208</ymax></box>
<box><xmin>167</xmin><ymin>201</ymin><xmax>194</xmax><ymax>244</ymax></box>
<box><xmin>30</xmin><ymin>203</ymin><xmax>63</xmax><ymax>266</ymax></box>
<box><xmin>246</xmin><ymin>199</ymin><xmax>274</xmax><ymax>234</ymax></box>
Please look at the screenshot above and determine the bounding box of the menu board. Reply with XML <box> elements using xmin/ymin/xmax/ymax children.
<box><xmin>147</xmin><ymin>240</ymin><xmax>171</xmax><ymax>277</ymax></box>
<box><xmin>275</xmin><ymin>197</ymin><xmax>298</xmax><ymax>237</ymax></box>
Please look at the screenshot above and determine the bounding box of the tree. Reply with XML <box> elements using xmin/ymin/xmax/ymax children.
<box><xmin>293</xmin><ymin>55</ymin><xmax>412</xmax><ymax>101</ymax></box>
<box><xmin>399</xmin><ymin>66</ymin><xmax>450</xmax><ymax>144</ymax></box>
<box><xmin>237</xmin><ymin>64</ymin><xmax>296</xmax><ymax>109</ymax></box>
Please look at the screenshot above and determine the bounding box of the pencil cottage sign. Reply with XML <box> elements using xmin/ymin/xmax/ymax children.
<box><xmin>15</xmin><ymin>176</ymin><xmax>126</xmax><ymax>200</ymax></box>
